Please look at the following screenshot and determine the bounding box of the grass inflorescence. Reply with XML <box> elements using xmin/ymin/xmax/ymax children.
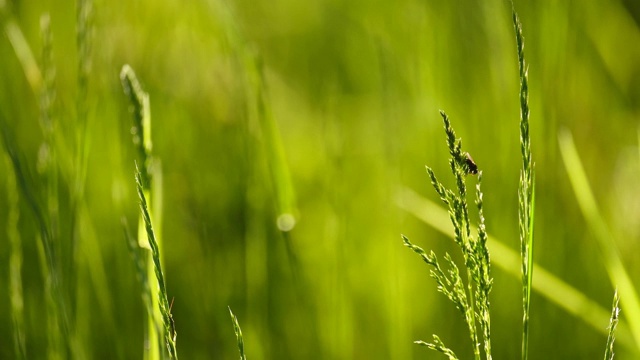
<box><xmin>604</xmin><ymin>289</ymin><xmax>621</xmax><ymax>360</ymax></box>
<box><xmin>229</xmin><ymin>307</ymin><xmax>248</xmax><ymax>360</ymax></box>
<box><xmin>121</xmin><ymin>64</ymin><xmax>169</xmax><ymax>359</ymax></box>
<box><xmin>511</xmin><ymin>5</ymin><xmax>536</xmax><ymax>360</ymax></box>
<box><xmin>402</xmin><ymin>110</ymin><xmax>492</xmax><ymax>360</ymax></box>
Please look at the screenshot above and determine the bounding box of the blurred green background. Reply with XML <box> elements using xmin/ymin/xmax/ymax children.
<box><xmin>1</xmin><ymin>0</ymin><xmax>640</xmax><ymax>358</ymax></box>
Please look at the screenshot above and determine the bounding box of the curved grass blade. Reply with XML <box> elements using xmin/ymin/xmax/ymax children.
<box><xmin>559</xmin><ymin>129</ymin><xmax>640</xmax><ymax>352</ymax></box>
<box><xmin>136</xmin><ymin>164</ymin><xmax>178</xmax><ymax>359</ymax></box>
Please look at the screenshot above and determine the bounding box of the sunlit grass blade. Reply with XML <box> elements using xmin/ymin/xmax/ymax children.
<box><xmin>136</xmin><ymin>164</ymin><xmax>178</xmax><ymax>359</ymax></box>
<box><xmin>251</xmin><ymin>57</ymin><xmax>297</xmax><ymax>232</ymax></box>
<box><xmin>229</xmin><ymin>307</ymin><xmax>247</xmax><ymax>360</ymax></box>
<box><xmin>0</xmin><ymin>4</ymin><xmax>42</xmax><ymax>94</ymax></box>
<box><xmin>395</xmin><ymin>186</ymin><xmax>638</xmax><ymax>352</ymax></box>
<box><xmin>604</xmin><ymin>289</ymin><xmax>620</xmax><ymax>360</ymax></box>
<box><xmin>558</xmin><ymin>129</ymin><xmax>640</xmax><ymax>352</ymax></box>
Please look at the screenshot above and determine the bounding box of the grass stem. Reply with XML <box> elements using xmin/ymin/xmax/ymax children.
<box><xmin>511</xmin><ymin>5</ymin><xmax>535</xmax><ymax>360</ymax></box>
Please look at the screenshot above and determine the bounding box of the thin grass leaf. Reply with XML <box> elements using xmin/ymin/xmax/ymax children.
<box><xmin>249</xmin><ymin>56</ymin><xmax>297</xmax><ymax>232</ymax></box>
<box><xmin>122</xmin><ymin>217</ymin><xmax>157</xmax><ymax>334</ymax></box>
<box><xmin>229</xmin><ymin>307</ymin><xmax>247</xmax><ymax>360</ymax></box>
<box><xmin>136</xmin><ymin>165</ymin><xmax>178</xmax><ymax>359</ymax></box>
<box><xmin>604</xmin><ymin>289</ymin><xmax>621</xmax><ymax>360</ymax></box>
<box><xmin>559</xmin><ymin>129</ymin><xmax>640</xmax><ymax>352</ymax></box>
<box><xmin>0</xmin><ymin>4</ymin><xmax>42</xmax><ymax>93</ymax></box>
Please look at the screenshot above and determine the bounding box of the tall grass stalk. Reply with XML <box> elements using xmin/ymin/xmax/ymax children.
<box><xmin>73</xmin><ymin>0</ymin><xmax>92</xmax><ymax>200</ymax></box>
<box><xmin>136</xmin><ymin>165</ymin><xmax>178</xmax><ymax>359</ymax></box>
<box><xmin>121</xmin><ymin>64</ymin><xmax>165</xmax><ymax>359</ymax></box>
<box><xmin>5</xmin><ymin>154</ymin><xmax>26</xmax><ymax>359</ymax></box>
<box><xmin>39</xmin><ymin>13</ymin><xmax>59</xmax><ymax>264</ymax></box>
<box><xmin>511</xmin><ymin>6</ymin><xmax>535</xmax><ymax>360</ymax></box>
<box><xmin>0</xmin><ymin>114</ymin><xmax>70</xmax><ymax>357</ymax></box>
<box><xmin>68</xmin><ymin>3</ymin><xmax>93</xmax><ymax>337</ymax></box>
<box><xmin>604</xmin><ymin>289</ymin><xmax>620</xmax><ymax>360</ymax></box>
<box><xmin>36</xmin><ymin>13</ymin><xmax>68</xmax><ymax>358</ymax></box>
<box><xmin>559</xmin><ymin>129</ymin><xmax>640</xmax><ymax>352</ymax></box>
<box><xmin>229</xmin><ymin>307</ymin><xmax>248</xmax><ymax>360</ymax></box>
<box><xmin>402</xmin><ymin>111</ymin><xmax>492</xmax><ymax>360</ymax></box>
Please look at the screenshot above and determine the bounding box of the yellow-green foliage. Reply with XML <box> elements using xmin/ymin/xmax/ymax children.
<box><xmin>1</xmin><ymin>0</ymin><xmax>639</xmax><ymax>359</ymax></box>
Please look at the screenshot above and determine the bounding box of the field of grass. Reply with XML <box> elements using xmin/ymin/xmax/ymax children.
<box><xmin>1</xmin><ymin>0</ymin><xmax>640</xmax><ymax>359</ymax></box>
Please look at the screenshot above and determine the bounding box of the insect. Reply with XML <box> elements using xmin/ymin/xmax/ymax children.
<box><xmin>464</xmin><ymin>152</ymin><xmax>478</xmax><ymax>175</ymax></box>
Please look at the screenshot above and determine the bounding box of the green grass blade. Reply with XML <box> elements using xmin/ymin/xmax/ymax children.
<box><xmin>122</xmin><ymin>218</ymin><xmax>155</xmax><ymax>325</ymax></box>
<box><xmin>0</xmin><ymin>4</ymin><xmax>42</xmax><ymax>94</ymax></box>
<box><xmin>395</xmin><ymin>186</ymin><xmax>637</xmax><ymax>352</ymax></box>
<box><xmin>251</xmin><ymin>58</ymin><xmax>297</xmax><ymax>232</ymax></box>
<box><xmin>229</xmin><ymin>307</ymin><xmax>247</xmax><ymax>360</ymax></box>
<box><xmin>604</xmin><ymin>289</ymin><xmax>620</xmax><ymax>360</ymax></box>
<box><xmin>559</xmin><ymin>129</ymin><xmax>640</xmax><ymax>352</ymax></box>
<box><xmin>136</xmin><ymin>164</ymin><xmax>178</xmax><ymax>359</ymax></box>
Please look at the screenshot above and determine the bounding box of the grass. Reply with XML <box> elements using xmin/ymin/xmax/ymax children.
<box><xmin>229</xmin><ymin>307</ymin><xmax>248</xmax><ymax>360</ymax></box>
<box><xmin>5</xmin><ymin>152</ymin><xmax>26</xmax><ymax>359</ymax></box>
<box><xmin>400</xmin><ymin>5</ymin><xmax>630</xmax><ymax>360</ymax></box>
<box><xmin>136</xmin><ymin>164</ymin><xmax>178</xmax><ymax>359</ymax></box>
<box><xmin>1</xmin><ymin>1</ymin><xmax>639</xmax><ymax>359</ymax></box>
<box><xmin>396</xmin><ymin>187</ymin><xmax>637</xmax><ymax>349</ymax></box>
<box><xmin>120</xmin><ymin>64</ymin><xmax>165</xmax><ymax>359</ymax></box>
<box><xmin>511</xmin><ymin>7</ymin><xmax>535</xmax><ymax>360</ymax></box>
<box><xmin>604</xmin><ymin>290</ymin><xmax>620</xmax><ymax>360</ymax></box>
<box><xmin>402</xmin><ymin>110</ymin><xmax>492</xmax><ymax>360</ymax></box>
<box><xmin>559</xmin><ymin>129</ymin><xmax>640</xmax><ymax>348</ymax></box>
